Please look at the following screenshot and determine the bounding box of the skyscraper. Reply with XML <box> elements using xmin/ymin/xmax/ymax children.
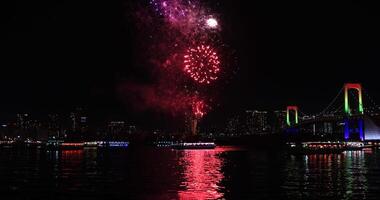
<box><xmin>252</xmin><ymin>110</ymin><xmax>270</xmax><ymax>134</ymax></box>
<box><xmin>70</xmin><ymin>107</ymin><xmax>88</xmax><ymax>133</ymax></box>
<box><xmin>16</xmin><ymin>113</ymin><xmax>29</xmax><ymax>129</ymax></box>
<box><xmin>273</xmin><ymin>110</ymin><xmax>287</xmax><ymax>133</ymax></box>
<box><xmin>226</xmin><ymin>115</ymin><xmax>240</xmax><ymax>136</ymax></box>
<box><xmin>246</xmin><ymin>110</ymin><xmax>254</xmax><ymax>135</ymax></box>
<box><xmin>108</xmin><ymin>121</ymin><xmax>126</xmax><ymax>139</ymax></box>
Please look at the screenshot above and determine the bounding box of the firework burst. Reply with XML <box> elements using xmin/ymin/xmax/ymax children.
<box><xmin>149</xmin><ymin>0</ymin><xmax>220</xmax><ymax>36</ymax></box>
<box><xmin>192</xmin><ymin>99</ymin><xmax>206</xmax><ymax>119</ymax></box>
<box><xmin>149</xmin><ymin>0</ymin><xmax>194</xmax><ymax>19</ymax></box>
<box><xmin>184</xmin><ymin>44</ymin><xmax>220</xmax><ymax>84</ymax></box>
<box><xmin>127</xmin><ymin>0</ymin><xmax>233</xmax><ymax>123</ymax></box>
<box><xmin>206</xmin><ymin>17</ymin><xmax>218</xmax><ymax>28</ymax></box>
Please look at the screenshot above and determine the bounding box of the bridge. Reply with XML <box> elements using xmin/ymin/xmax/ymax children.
<box><xmin>285</xmin><ymin>83</ymin><xmax>380</xmax><ymax>142</ymax></box>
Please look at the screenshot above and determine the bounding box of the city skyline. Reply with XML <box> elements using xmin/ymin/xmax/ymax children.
<box><xmin>2</xmin><ymin>1</ymin><xmax>380</xmax><ymax>200</ymax></box>
<box><xmin>2</xmin><ymin>0</ymin><xmax>380</xmax><ymax>129</ymax></box>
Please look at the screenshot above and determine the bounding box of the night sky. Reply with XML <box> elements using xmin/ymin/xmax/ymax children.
<box><xmin>1</xmin><ymin>0</ymin><xmax>380</xmax><ymax>128</ymax></box>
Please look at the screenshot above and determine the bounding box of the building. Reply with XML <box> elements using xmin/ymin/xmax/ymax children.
<box><xmin>16</xmin><ymin>113</ymin><xmax>30</xmax><ymax>129</ymax></box>
<box><xmin>108</xmin><ymin>121</ymin><xmax>126</xmax><ymax>138</ymax></box>
<box><xmin>273</xmin><ymin>110</ymin><xmax>287</xmax><ymax>133</ymax></box>
<box><xmin>46</xmin><ymin>114</ymin><xmax>62</xmax><ymax>139</ymax></box>
<box><xmin>246</xmin><ymin>110</ymin><xmax>254</xmax><ymax>135</ymax></box>
<box><xmin>48</xmin><ymin>114</ymin><xmax>60</xmax><ymax>130</ymax></box>
<box><xmin>226</xmin><ymin>115</ymin><xmax>240</xmax><ymax>136</ymax></box>
<box><xmin>15</xmin><ymin>114</ymin><xmax>42</xmax><ymax>139</ymax></box>
<box><xmin>252</xmin><ymin>110</ymin><xmax>270</xmax><ymax>134</ymax></box>
<box><xmin>107</xmin><ymin>121</ymin><xmax>136</xmax><ymax>139</ymax></box>
<box><xmin>70</xmin><ymin>107</ymin><xmax>88</xmax><ymax>133</ymax></box>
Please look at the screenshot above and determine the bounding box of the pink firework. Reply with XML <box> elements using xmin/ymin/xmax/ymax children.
<box><xmin>149</xmin><ymin>0</ymin><xmax>220</xmax><ymax>35</ymax></box>
<box><xmin>149</xmin><ymin>0</ymin><xmax>194</xmax><ymax>22</ymax></box>
<box><xmin>184</xmin><ymin>45</ymin><xmax>220</xmax><ymax>84</ymax></box>
<box><xmin>192</xmin><ymin>99</ymin><xmax>206</xmax><ymax>119</ymax></box>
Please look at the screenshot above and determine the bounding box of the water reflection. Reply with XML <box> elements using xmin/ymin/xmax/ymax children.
<box><xmin>284</xmin><ymin>151</ymin><xmax>369</xmax><ymax>200</ymax></box>
<box><xmin>343</xmin><ymin>150</ymin><xmax>368</xmax><ymax>199</ymax></box>
<box><xmin>177</xmin><ymin>147</ymin><xmax>229</xmax><ymax>200</ymax></box>
<box><xmin>1</xmin><ymin>146</ymin><xmax>380</xmax><ymax>199</ymax></box>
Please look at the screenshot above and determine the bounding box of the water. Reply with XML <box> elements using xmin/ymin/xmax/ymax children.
<box><xmin>1</xmin><ymin>146</ymin><xmax>380</xmax><ymax>200</ymax></box>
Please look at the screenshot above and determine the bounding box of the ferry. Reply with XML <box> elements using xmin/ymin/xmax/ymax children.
<box><xmin>154</xmin><ymin>141</ymin><xmax>175</xmax><ymax>148</ymax></box>
<box><xmin>107</xmin><ymin>141</ymin><xmax>129</xmax><ymax>148</ymax></box>
<box><xmin>287</xmin><ymin>141</ymin><xmax>365</xmax><ymax>154</ymax></box>
<box><xmin>46</xmin><ymin>139</ymin><xmax>64</xmax><ymax>149</ymax></box>
<box><xmin>60</xmin><ymin>142</ymin><xmax>84</xmax><ymax>150</ymax></box>
<box><xmin>84</xmin><ymin>141</ymin><xmax>104</xmax><ymax>148</ymax></box>
<box><xmin>24</xmin><ymin>139</ymin><xmax>44</xmax><ymax>148</ymax></box>
<box><xmin>0</xmin><ymin>140</ymin><xmax>15</xmax><ymax>148</ymax></box>
<box><xmin>171</xmin><ymin>142</ymin><xmax>216</xmax><ymax>149</ymax></box>
<box><xmin>95</xmin><ymin>141</ymin><xmax>129</xmax><ymax>149</ymax></box>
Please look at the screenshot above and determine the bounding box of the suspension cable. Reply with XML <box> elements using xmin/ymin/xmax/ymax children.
<box><xmin>315</xmin><ymin>86</ymin><xmax>344</xmax><ymax>116</ymax></box>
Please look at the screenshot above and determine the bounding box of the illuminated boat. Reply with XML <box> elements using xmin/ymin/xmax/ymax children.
<box><xmin>154</xmin><ymin>141</ymin><xmax>175</xmax><ymax>148</ymax></box>
<box><xmin>96</xmin><ymin>141</ymin><xmax>129</xmax><ymax>148</ymax></box>
<box><xmin>60</xmin><ymin>142</ymin><xmax>84</xmax><ymax>149</ymax></box>
<box><xmin>81</xmin><ymin>141</ymin><xmax>130</xmax><ymax>149</ymax></box>
<box><xmin>46</xmin><ymin>139</ymin><xmax>64</xmax><ymax>149</ymax></box>
<box><xmin>107</xmin><ymin>141</ymin><xmax>129</xmax><ymax>148</ymax></box>
<box><xmin>24</xmin><ymin>139</ymin><xmax>44</xmax><ymax>148</ymax></box>
<box><xmin>287</xmin><ymin>142</ymin><xmax>364</xmax><ymax>154</ymax></box>
<box><xmin>0</xmin><ymin>140</ymin><xmax>15</xmax><ymax>148</ymax></box>
<box><xmin>84</xmin><ymin>141</ymin><xmax>104</xmax><ymax>148</ymax></box>
<box><xmin>171</xmin><ymin>142</ymin><xmax>216</xmax><ymax>149</ymax></box>
<box><xmin>344</xmin><ymin>142</ymin><xmax>366</xmax><ymax>151</ymax></box>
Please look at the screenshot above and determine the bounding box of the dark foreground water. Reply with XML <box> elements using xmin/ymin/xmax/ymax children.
<box><xmin>1</xmin><ymin>146</ymin><xmax>380</xmax><ymax>200</ymax></box>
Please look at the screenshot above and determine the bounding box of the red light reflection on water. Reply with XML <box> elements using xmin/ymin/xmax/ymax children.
<box><xmin>60</xmin><ymin>150</ymin><xmax>84</xmax><ymax>173</ymax></box>
<box><xmin>177</xmin><ymin>147</ymin><xmax>240</xmax><ymax>200</ymax></box>
<box><xmin>61</xmin><ymin>150</ymin><xmax>84</xmax><ymax>160</ymax></box>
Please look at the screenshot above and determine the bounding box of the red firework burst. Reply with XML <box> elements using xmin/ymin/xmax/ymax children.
<box><xmin>192</xmin><ymin>100</ymin><xmax>206</xmax><ymax>119</ymax></box>
<box><xmin>183</xmin><ymin>45</ymin><xmax>220</xmax><ymax>84</ymax></box>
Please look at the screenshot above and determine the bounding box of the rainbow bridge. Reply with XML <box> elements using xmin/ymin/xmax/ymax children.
<box><xmin>285</xmin><ymin>83</ymin><xmax>380</xmax><ymax>142</ymax></box>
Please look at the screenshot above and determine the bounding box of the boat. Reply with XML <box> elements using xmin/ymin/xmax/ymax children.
<box><xmin>288</xmin><ymin>142</ymin><xmax>345</xmax><ymax>154</ymax></box>
<box><xmin>0</xmin><ymin>140</ymin><xmax>15</xmax><ymax>148</ymax></box>
<box><xmin>154</xmin><ymin>141</ymin><xmax>175</xmax><ymax>148</ymax></box>
<box><xmin>25</xmin><ymin>139</ymin><xmax>44</xmax><ymax>148</ymax></box>
<box><xmin>97</xmin><ymin>141</ymin><xmax>129</xmax><ymax>149</ymax></box>
<box><xmin>171</xmin><ymin>142</ymin><xmax>216</xmax><ymax>149</ymax></box>
<box><xmin>84</xmin><ymin>141</ymin><xmax>104</xmax><ymax>148</ymax></box>
<box><xmin>46</xmin><ymin>139</ymin><xmax>64</xmax><ymax>149</ymax></box>
<box><xmin>60</xmin><ymin>142</ymin><xmax>84</xmax><ymax>150</ymax></box>
<box><xmin>107</xmin><ymin>141</ymin><xmax>129</xmax><ymax>148</ymax></box>
<box><xmin>287</xmin><ymin>141</ymin><xmax>366</xmax><ymax>154</ymax></box>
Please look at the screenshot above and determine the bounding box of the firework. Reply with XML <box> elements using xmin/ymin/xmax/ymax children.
<box><xmin>184</xmin><ymin>44</ymin><xmax>220</xmax><ymax>84</ymax></box>
<box><xmin>206</xmin><ymin>18</ymin><xmax>218</xmax><ymax>28</ymax></box>
<box><xmin>192</xmin><ymin>99</ymin><xmax>206</xmax><ymax>119</ymax></box>
<box><xmin>129</xmin><ymin>0</ymin><xmax>231</xmax><ymax>123</ymax></box>
<box><xmin>149</xmin><ymin>0</ymin><xmax>194</xmax><ymax>22</ymax></box>
<box><xmin>149</xmin><ymin>0</ymin><xmax>220</xmax><ymax>35</ymax></box>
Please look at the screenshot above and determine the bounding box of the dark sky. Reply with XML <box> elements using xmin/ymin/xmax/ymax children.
<box><xmin>1</xmin><ymin>0</ymin><xmax>380</xmax><ymax>128</ymax></box>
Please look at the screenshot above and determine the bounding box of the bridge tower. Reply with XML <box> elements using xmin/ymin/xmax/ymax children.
<box><xmin>344</xmin><ymin>83</ymin><xmax>364</xmax><ymax>115</ymax></box>
<box><xmin>286</xmin><ymin>106</ymin><xmax>299</xmax><ymax>126</ymax></box>
<box><xmin>344</xmin><ymin>83</ymin><xmax>364</xmax><ymax>141</ymax></box>
<box><xmin>285</xmin><ymin>106</ymin><xmax>299</xmax><ymax>135</ymax></box>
